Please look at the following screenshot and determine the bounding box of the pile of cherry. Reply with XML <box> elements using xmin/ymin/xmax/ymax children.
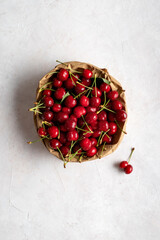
<box><xmin>29</xmin><ymin>65</ymin><xmax>128</xmax><ymax>167</ymax></box>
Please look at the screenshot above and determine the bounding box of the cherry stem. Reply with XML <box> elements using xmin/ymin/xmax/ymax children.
<box><xmin>94</xmin><ymin>74</ymin><xmax>97</xmax><ymax>97</ymax></box>
<box><xmin>99</xmin><ymin>130</ymin><xmax>110</xmax><ymax>145</ymax></box>
<box><xmin>70</xmin><ymin>72</ymin><xmax>93</xmax><ymax>90</ymax></box>
<box><xmin>82</xmin><ymin>115</ymin><xmax>91</xmax><ymax>132</ymax></box>
<box><xmin>99</xmin><ymin>142</ymin><xmax>106</xmax><ymax>159</ymax></box>
<box><xmin>57</xmin><ymin>147</ymin><xmax>67</xmax><ymax>168</ymax></box>
<box><xmin>56</xmin><ymin>60</ymin><xmax>68</xmax><ymax>67</ymax></box>
<box><xmin>27</xmin><ymin>135</ymin><xmax>49</xmax><ymax>144</ymax></box>
<box><xmin>128</xmin><ymin>147</ymin><xmax>135</xmax><ymax>163</ymax></box>
<box><xmin>39</xmin><ymin>82</ymin><xmax>53</xmax><ymax>92</ymax></box>
<box><xmin>42</xmin><ymin>121</ymin><xmax>52</xmax><ymax>126</ymax></box>
<box><xmin>74</xmin><ymin>89</ymin><xmax>89</xmax><ymax>99</ymax></box>
<box><xmin>115</xmin><ymin>119</ymin><xmax>127</xmax><ymax>134</ymax></box>
<box><xmin>76</xmin><ymin>126</ymin><xmax>90</xmax><ymax>132</ymax></box>
<box><xmin>42</xmin><ymin>88</ymin><xmax>55</xmax><ymax>91</ymax></box>
<box><xmin>86</xmin><ymin>75</ymin><xmax>97</xmax><ymax>97</ymax></box>
<box><xmin>48</xmin><ymin>71</ymin><xmax>58</xmax><ymax>75</ymax></box>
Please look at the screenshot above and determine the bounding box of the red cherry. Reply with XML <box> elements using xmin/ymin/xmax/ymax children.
<box><xmin>80</xmin><ymin>138</ymin><xmax>92</xmax><ymax>151</ymax></box>
<box><xmin>54</xmin><ymin>88</ymin><xmax>66</xmax><ymax>100</ymax></box>
<box><xmin>73</xmin><ymin>106</ymin><xmax>86</xmax><ymax>118</ymax></box>
<box><xmin>86</xmin><ymin>146</ymin><xmax>97</xmax><ymax>157</ymax></box>
<box><xmin>70</xmin><ymin>114</ymin><xmax>77</xmax><ymax>123</ymax></box>
<box><xmin>98</xmin><ymin>120</ymin><xmax>109</xmax><ymax>131</ymax></box>
<box><xmin>67</xmin><ymin>130</ymin><xmax>79</xmax><ymax>141</ymax></box>
<box><xmin>119</xmin><ymin>161</ymin><xmax>128</xmax><ymax>169</ymax></box>
<box><xmin>81</xmin><ymin>78</ymin><xmax>91</xmax><ymax>86</ymax></box>
<box><xmin>116</xmin><ymin>110</ymin><xmax>127</xmax><ymax>122</ymax></box>
<box><xmin>52</xmin><ymin>78</ymin><xmax>62</xmax><ymax>88</ymax></box>
<box><xmin>57</xmin><ymin>68</ymin><xmax>69</xmax><ymax>81</ymax></box>
<box><xmin>57</xmin><ymin>112</ymin><xmax>69</xmax><ymax>123</ymax></box>
<box><xmin>98</xmin><ymin>111</ymin><xmax>107</xmax><ymax>121</ymax></box>
<box><xmin>108</xmin><ymin>112</ymin><xmax>116</xmax><ymax>122</ymax></box>
<box><xmin>86</xmin><ymin>106</ymin><xmax>97</xmax><ymax>113</ymax></box>
<box><xmin>70</xmin><ymin>73</ymin><xmax>80</xmax><ymax>82</ymax></box>
<box><xmin>102</xmin><ymin>135</ymin><xmax>112</xmax><ymax>143</ymax></box>
<box><xmin>62</xmin><ymin>107</ymin><xmax>71</xmax><ymax>115</ymax></box>
<box><xmin>42</xmin><ymin>111</ymin><xmax>54</xmax><ymax>121</ymax></box>
<box><xmin>83</xmin><ymin>69</ymin><xmax>93</xmax><ymax>79</ymax></box>
<box><xmin>60</xmin><ymin>125</ymin><xmax>67</xmax><ymax>132</ymax></box>
<box><xmin>64</xmin><ymin>119</ymin><xmax>77</xmax><ymax>131</ymax></box>
<box><xmin>79</xmin><ymin>95</ymin><xmax>89</xmax><ymax>107</ymax></box>
<box><xmin>64</xmin><ymin>96</ymin><xmax>77</xmax><ymax>108</ymax></box>
<box><xmin>85</xmin><ymin>112</ymin><xmax>98</xmax><ymax>124</ymax></box>
<box><xmin>60</xmin><ymin>146</ymin><xmax>69</xmax><ymax>156</ymax></box>
<box><xmin>50</xmin><ymin>139</ymin><xmax>61</xmax><ymax>149</ymax></box>
<box><xmin>43</xmin><ymin>96</ymin><xmax>54</xmax><ymax>107</ymax></box>
<box><xmin>108</xmin><ymin>122</ymin><xmax>117</xmax><ymax>135</ymax></box>
<box><xmin>100</xmin><ymin>83</ymin><xmax>111</xmax><ymax>92</ymax></box>
<box><xmin>42</xmin><ymin>89</ymin><xmax>52</xmax><ymax>97</ymax></box>
<box><xmin>90</xmin><ymin>121</ymin><xmax>98</xmax><ymax>130</ymax></box>
<box><xmin>74</xmin><ymin>83</ymin><xmax>85</xmax><ymax>94</ymax></box>
<box><xmin>52</xmin><ymin>103</ymin><xmax>62</xmax><ymax>112</ymax></box>
<box><xmin>82</xmin><ymin>125</ymin><xmax>93</xmax><ymax>138</ymax></box>
<box><xmin>38</xmin><ymin>127</ymin><xmax>47</xmax><ymax>137</ymax></box>
<box><xmin>90</xmin><ymin>97</ymin><xmax>101</xmax><ymax>107</ymax></box>
<box><xmin>107</xmin><ymin>91</ymin><xmax>119</xmax><ymax>101</ymax></box>
<box><xmin>48</xmin><ymin>126</ymin><xmax>59</xmax><ymax>138</ymax></box>
<box><xmin>124</xmin><ymin>165</ymin><xmax>133</xmax><ymax>174</ymax></box>
<box><xmin>90</xmin><ymin>138</ymin><xmax>97</xmax><ymax>147</ymax></box>
<box><xmin>112</xmin><ymin>100</ymin><xmax>123</xmax><ymax>111</ymax></box>
<box><xmin>59</xmin><ymin>132</ymin><xmax>67</xmax><ymax>144</ymax></box>
<box><xmin>91</xmin><ymin>87</ymin><xmax>102</xmax><ymax>97</ymax></box>
<box><xmin>73</xmin><ymin>144</ymin><xmax>82</xmax><ymax>155</ymax></box>
<box><xmin>64</xmin><ymin>78</ymin><xmax>76</xmax><ymax>89</ymax></box>
<box><xmin>92</xmin><ymin>130</ymin><xmax>101</xmax><ymax>138</ymax></box>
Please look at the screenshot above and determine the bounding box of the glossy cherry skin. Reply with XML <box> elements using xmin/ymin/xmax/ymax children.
<box><xmin>64</xmin><ymin>119</ymin><xmax>77</xmax><ymax>131</ymax></box>
<box><xmin>73</xmin><ymin>144</ymin><xmax>82</xmax><ymax>155</ymax></box>
<box><xmin>74</xmin><ymin>83</ymin><xmax>85</xmax><ymax>94</ymax></box>
<box><xmin>119</xmin><ymin>161</ymin><xmax>128</xmax><ymax>169</ymax></box>
<box><xmin>62</xmin><ymin>107</ymin><xmax>71</xmax><ymax>115</ymax></box>
<box><xmin>64</xmin><ymin>78</ymin><xmax>76</xmax><ymax>89</ymax></box>
<box><xmin>98</xmin><ymin>120</ymin><xmax>109</xmax><ymax>131</ymax></box>
<box><xmin>57</xmin><ymin>112</ymin><xmax>69</xmax><ymax>123</ymax></box>
<box><xmin>90</xmin><ymin>138</ymin><xmax>97</xmax><ymax>147</ymax></box>
<box><xmin>79</xmin><ymin>95</ymin><xmax>89</xmax><ymax>107</ymax></box>
<box><xmin>67</xmin><ymin>130</ymin><xmax>79</xmax><ymax>141</ymax></box>
<box><xmin>80</xmin><ymin>138</ymin><xmax>92</xmax><ymax>151</ymax></box>
<box><xmin>43</xmin><ymin>96</ymin><xmax>54</xmax><ymax>107</ymax></box>
<box><xmin>92</xmin><ymin>130</ymin><xmax>101</xmax><ymax>138</ymax></box>
<box><xmin>102</xmin><ymin>135</ymin><xmax>112</xmax><ymax>143</ymax></box>
<box><xmin>54</xmin><ymin>88</ymin><xmax>66</xmax><ymax>100</ymax></box>
<box><xmin>82</xmin><ymin>125</ymin><xmax>93</xmax><ymax>138</ymax></box>
<box><xmin>112</xmin><ymin>100</ymin><xmax>123</xmax><ymax>111</ymax></box>
<box><xmin>98</xmin><ymin>111</ymin><xmax>107</xmax><ymax>121</ymax></box>
<box><xmin>48</xmin><ymin>126</ymin><xmax>59</xmax><ymax>138</ymax></box>
<box><xmin>86</xmin><ymin>106</ymin><xmax>97</xmax><ymax>113</ymax></box>
<box><xmin>42</xmin><ymin>111</ymin><xmax>54</xmax><ymax>121</ymax></box>
<box><xmin>50</xmin><ymin>139</ymin><xmax>62</xmax><ymax>149</ymax></box>
<box><xmin>73</xmin><ymin>106</ymin><xmax>86</xmax><ymax>118</ymax></box>
<box><xmin>81</xmin><ymin>78</ymin><xmax>91</xmax><ymax>86</ymax></box>
<box><xmin>116</xmin><ymin>110</ymin><xmax>127</xmax><ymax>122</ymax></box>
<box><xmin>52</xmin><ymin>103</ymin><xmax>62</xmax><ymax>112</ymax></box>
<box><xmin>83</xmin><ymin>69</ymin><xmax>93</xmax><ymax>79</ymax></box>
<box><xmin>70</xmin><ymin>114</ymin><xmax>77</xmax><ymax>123</ymax></box>
<box><xmin>107</xmin><ymin>91</ymin><xmax>119</xmax><ymax>101</ymax></box>
<box><xmin>124</xmin><ymin>164</ymin><xmax>133</xmax><ymax>174</ymax></box>
<box><xmin>42</xmin><ymin>89</ymin><xmax>52</xmax><ymax>97</ymax></box>
<box><xmin>64</xmin><ymin>96</ymin><xmax>77</xmax><ymax>108</ymax></box>
<box><xmin>86</xmin><ymin>146</ymin><xmax>97</xmax><ymax>157</ymax></box>
<box><xmin>91</xmin><ymin>87</ymin><xmax>102</xmax><ymax>97</ymax></box>
<box><xmin>108</xmin><ymin>122</ymin><xmax>117</xmax><ymax>135</ymax></box>
<box><xmin>60</xmin><ymin>146</ymin><xmax>69</xmax><ymax>156</ymax></box>
<box><xmin>52</xmin><ymin>78</ymin><xmax>62</xmax><ymax>88</ymax></box>
<box><xmin>38</xmin><ymin>127</ymin><xmax>47</xmax><ymax>137</ymax></box>
<box><xmin>57</xmin><ymin>68</ymin><xmax>69</xmax><ymax>81</ymax></box>
<box><xmin>90</xmin><ymin>97</ymin><xmax>101</xmax><ymax>107</ymax></box>
<box><xmin>59</xmin><ymin>132</ymin><xmax>67</xmax><ymax>144</ymax></box>
<box><xmin>108</xmin><ymin>112</ymin><xmax>116</xmax><ymax>122</ymax></box>
<box><xmin>100</xmin><ymin>83</ymin><xmax>111</xmax><ymax>92</ymax></box>
<box><xmin>85</xmin><ymin>112</ymin><xmax>98</xmax><ymax>124</ymax></box>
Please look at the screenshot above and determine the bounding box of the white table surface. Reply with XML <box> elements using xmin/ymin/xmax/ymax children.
<box><xmin>0</xmin><ymin>0</ymin><xmax>160</xmax><ymax>239</ymax></box>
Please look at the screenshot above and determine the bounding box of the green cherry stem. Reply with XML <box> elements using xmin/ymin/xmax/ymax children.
<box><xmin>39</xmin><ymin>82</ymin><xmax>53</xmax><ymax>92</ymax></box>
<box><xmin>128</xmin><ymin>148</ymin><xmax>135</xmax><ymax>163</ymax></box>
<box><xmin>94</xmin><ymin>74</ymin><xmax>97</xmax><ymax>97</ymax></box>
<box><xmin>115</xmin><ymin>119</ymin><xmax>127</xmax><ymax>134</ymax></box>
<box><xmin>99</xmin><ymin>142</ymin><xmax>106</xmax><ymax>159</ymax></box>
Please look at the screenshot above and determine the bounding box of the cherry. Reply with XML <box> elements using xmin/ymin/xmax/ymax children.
<box><xmin>81</xmin><ymin>78</ymin><xmax>91</xmax><ymax>86</ymax></box>
<box><xmin>48</xmin><ymin>126</ymin><xmax>59</xmax><ymax>138</ymax></box>
<box><xmin>42</xmin><ymin>89</ymin><xmax>52</xmax><ymax>97</ymax></box>
<box><xmin>124</xmin><ymin>165</ymin><xmax>133</xmax><ymax>174</ymax></box>
<box><xmin>59</xmin><ymin>132</ymin><xmax>67</xmax><ymax>144</ymax></box>
<box><xmin>90</xmin><ymin>97</ymin><xmax>101</xmax><ymax>107</ymax></box>
<box><xmin>74</xmin><ymin>83</ymin><xmax>85</xmax><ymax>94</ymax></box>
<box><xmin>80</xmin><ymin>138</ymin><xmax>92</xmax><ymax>151</ymax></box>
<box><xmin>73</xmin><ymin>106</ymin><xmax>86</xmax><ymax>118</ymax></box>
<box><xmin>64</xmin><ymin>78</ymin><xmax>76</xmax><ymax>89</ymax></box>
<box><xmin>86</xmin><ymin>106</ymin><xmax>97</xmax><ymax>113</ymax></box>
<box><xmin>60</xmin><ymin>125</ymin><xmax>67</xmax><ymax>132</ymax></box>
<box><xmin>64</xmin><ymin>119</ymin><xmax>77</xmax><ymax>131</ymax></box>
<box><xmin>57</xmin><ymin>112</ymin><xmax>69</xmax><ymax>123</ymax></box>
<box><xmin>71</xmin><ymin>73</ymin><xmax>80</xmax><ymax>81</ymax></box>
<box><xmin>116</xmin><ymin>110</ymin><xmax>127</xmax><ymax>122</ymax></box>
<box><xmin>54</xmin><ymin>88</ymin><xmax>66</xmax><ymax>100</ymax></box>
<box><xmin>100</xmin><ymin>83</ymin><xmax>110</xmax><ymax>92</ymax></box>
<box><xmin>38</xmin><ymin>127</ymin><xmax>47</xmax><ymax>137</ymax></box>
<box><xmin>73</xmin><ymin>144</ymin><xmax>82</xmax><ymax>155</ymax></box>
<box><xmin>79</xmin><ymin>95</ymin><xmax>89</xmax><ymax>107</ymax></box>
<box><xmin>85</xmin><ymin>112</ymin><xmax>98</xmax><ymax>124</ymax></box>
<box><xmin>57</xmin><ymin>68</ymin><xmax>69</xmax><ymax>81</ymax></box>
<box><xmin>82</xmin><ymin>125</ymin><xmax>93</xmax><ymax>138</ymax></box>
<box><xmin>86</xmin><ymin>146</ymin><xmax>97</xmax><ymax>157</ymax></box>
<box><xmin>98</xmin><ymin>120</ymin><xmax>109</xmax><ymax>131</ymax></box>
<box><xmin>119</xmin><ymin>161</ymin><xmax>128</xmax><ymax>169</ymax></box>
<box><xmin>90</xmin><ymin>138</ymin><xmax>97</xmax><ymax>147</ymax></box>
<box><xmin>52</xmin><ymin>103</ymin><xmax>62</xmax><ymax>112</ymax></box>
<box><xmin>60</xmin><ymin>146</ymin><xmax>69</xmax><ymax>156</ymax></box>
<box><xmin>107</xmin><ymin>91</ymin><xmax>119</xmax><ymax>101</ymax></box>
<box><xmin>62</xmin><ymin>107</ymin><xmax>71</xmax><ymax>115</ymax></box>
<box><xmin>50</xmin><ymin>139</ymin><xmax>61</xmax><ymax>149</ymax></box>
<box><xmin>108</xmin><ymin>122</ymin><xmax>117</xmax><ymax>135</ymax></box>
<box><xmin>108</xmin><ymin>112</ymin><xmax>116</xmax><ymax>122</ymax></box>
<box><xmin>52</xmin><ymin>78</ymin><xmax>62</xmax><ymax>88</ymax></box>
<box><xmin>42</xmin><ymin>111</ymin><xmax>54</xmax><ymax>121</ymax></box>
<box><xmin>91</xmin><ymin>87</ymin><xmax>102</xmax><ymax>97</ymax></box>
<box><xmin>64</xmin><ymin>96</ymin><xmax>77</xmax><ymax>108</ymax></box>
<box><xmin>112</xmin><ymin>100</ymin><xmax>123</xmax><ymax>111</ymax></box>
<box><xmin>43</xmin><ymin>96</ymin><xmax>54</xmax><ymax>107</ymax></box>
<box><xmin>98</xmin><ymin>111</ymin><xmax>107</xmax><ymax>121</ymax></box>
<box><xmin>70</xmin><ymin>114</ymin><xmax>77</xmax><ymax>123</ymax></box>
<box><xmin>67</xmin><ymin>130</ymin><xmax>79</xmax><ymax>141</ymax></box>
<box><xmin>90</xmin><ymin>121</ymin><xmax>98</xmax><ymax>130</ymax></box>
<box><xmin>83</xmin><ymin>69</ymin><xmax>93</xmax><ymax>79</ymax></box>
<box><xmin>102</xmin><ymin>135</ymin><xmax>112</xmax><ymax>143</ymax></box>
<box><xmin>92</xmin><ymin>130</ymin><xmax>101</xmax><ymax>138</ymax></box>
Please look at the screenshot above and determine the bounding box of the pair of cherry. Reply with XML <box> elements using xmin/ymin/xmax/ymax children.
<box><xmin>119</xmin><ymin>148</ymin><xmax>135</xmax><ymax>174</ymax></box>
